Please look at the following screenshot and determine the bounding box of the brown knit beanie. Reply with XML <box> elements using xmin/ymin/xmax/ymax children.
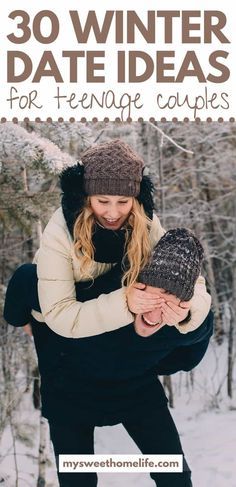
<box><xmin>138</xmin><ymin>228</ymin><xmax>204</xmax><ymax>301</ymax></box>
<box><xmin>81</xmin><ymin>139</ymin><xmax>144</xmax><ymax>196</ymax></box>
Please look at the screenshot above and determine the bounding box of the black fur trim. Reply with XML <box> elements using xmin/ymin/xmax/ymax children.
<box><xmin>59</xmin><ymin>163</ymin><xmax>87</xmax><ymax>237</ymax></box>
<box><xmin>137</xmin><ymin>175</ymin><xmax>155</xmax><ymax>220</ymax></box>
<box><xmin>59</xmin><ymin>163</ymin><xmax>85</xmax><ymax>194</ymax></box>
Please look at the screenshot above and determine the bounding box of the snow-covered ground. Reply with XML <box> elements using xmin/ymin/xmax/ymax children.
<box><xmin>1</xmin><ymin>406</ymin><xmax>236</xmax><ymax>487</ymax></box>
<box><xmin>0</xmin><ymin>340</ymin><xmax>235</xmax><ymax>486</ymax></box>
<box><xmin>95</xmin><ymin>405</ymin><xmax>236</xmax><ymax>487</ymax></box>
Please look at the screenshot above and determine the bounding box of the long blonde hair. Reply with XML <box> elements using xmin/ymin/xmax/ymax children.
<box><xmin>73</xmin><ymin>197</ymin><xmax>153</xmax><ymax>287</ymax></box>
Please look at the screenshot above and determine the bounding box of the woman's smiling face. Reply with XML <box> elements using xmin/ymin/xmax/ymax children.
<box><xmin>90</xmin><ymin>195</ymin><xmax>133</xmax><ymax>230</ymax></box>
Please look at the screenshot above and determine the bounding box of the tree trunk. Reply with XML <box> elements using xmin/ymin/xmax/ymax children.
<box><xmin>37</xmin><ymin>416</ymin><xmax>48</xmax><ymax>487</ymax></box>
<box><xmin>163</xmin><ymin>376</ymin><xmax>174</xmax><ymax>408</ymax></box>
<box><xmin>228</xmin><ymin>200</ymin><xmax>236</xmax><ymax>397</ymax></box>
<box><xmin>227</xmin><ymin>304</ymin><xmax>234</xmax><ymax>399</ymax></box>
<box><xmin>188</xmin><ymin>153</ymin><xmax>222</xmax><ymax>340</ymax></box>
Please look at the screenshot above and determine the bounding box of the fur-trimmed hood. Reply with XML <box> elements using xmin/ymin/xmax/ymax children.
<box><xmin>59</xmin><ymin>163</ymin><xmax>155</xmax><ymax>237</ymax></box>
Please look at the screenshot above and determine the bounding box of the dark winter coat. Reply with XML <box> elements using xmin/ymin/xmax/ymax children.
<box><xmin>4</xmin><ymin>262</ymin><xmax>213</xmax><ymax>426</ymax></box>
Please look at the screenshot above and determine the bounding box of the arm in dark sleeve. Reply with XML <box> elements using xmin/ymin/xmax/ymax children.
<box><xmin>156</xmin><ymin>337</ymin><xmax>211</xmax><ymax>375</ymax></box>
<box><xmin>156</xmin><ymin>310</ymin><xmax>214</xmax><ymax>375</ymax></box>
<box><xmin>3</xmin><ymin>263</ymin><xmax>40</xmax><ymax>326</ymax></box>
<box><xmin>3</xmin><ymin>262</ymin><xmax>122</xmax><ymax>326</ymax></box>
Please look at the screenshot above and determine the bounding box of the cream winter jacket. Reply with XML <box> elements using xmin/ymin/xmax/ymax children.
<box><xmin>32</xmin><ymin>208</ymin><xmax>211</xmax><ymax>338</ymax></box>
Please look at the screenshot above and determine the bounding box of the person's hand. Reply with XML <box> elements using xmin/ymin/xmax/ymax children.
<box><xmin>126</xmin><ymin>283</ymin><xmax>165</xmax><ymax>314</ymax></box>
<box><xmin>161</xmin><ymin>299</ymin><xmax>191</xmax><ymax>326</ymax></box>
<box><xmin>23</xmin><ymin>323</ymin><xmax>32</xmax><ymax>337</ymax></box>
<box><xmin>133</xmin><ymin>291</ymin><xmax>192</xmax><ymax>336</ymax></box>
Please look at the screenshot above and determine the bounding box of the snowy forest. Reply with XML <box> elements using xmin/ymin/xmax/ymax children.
<box><xmin>0</xmin><ymin>120</ymin><xmax>235</xmax><ymax>486</ymax></box>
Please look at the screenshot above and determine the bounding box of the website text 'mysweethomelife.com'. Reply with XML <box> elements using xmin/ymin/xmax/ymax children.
<box><xmin>59</xmin><ymin>454</ymin><xmax>183</xmax><ymax>472</ymax></box>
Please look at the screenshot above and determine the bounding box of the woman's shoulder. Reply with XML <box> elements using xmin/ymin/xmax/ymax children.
<box><xmin>40</xmin><ymin>207</ymin><xmax>73</xmax><ymax>251</ymax></box>
<box><xmin>149</xmin><ymin>213</ymin><xmax>165</xmax><ymax>247</ymax></box>
<box><xmin>44</xmin><ymin>207</ymin><xmax>71</xmax><ymax>235</ymax></box>
<box><xmin>46</xmin><ymin>207</ymin><xmax>65</xmax><ymax>226</ymax></box>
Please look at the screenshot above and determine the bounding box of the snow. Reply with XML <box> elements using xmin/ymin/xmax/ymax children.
<box><xmin>95</xmin><ymin>406</ymin><xmax>236</xmax><ymax>487</ymax></box>
<box><xmin>0</xmin><ymin>122</ymin><xmax>76</xmax><ymax>174</ymax></box>
<box><xmin>0</xmin><ymin>341</ymin><xmax>235</xmax><ymax>486</ymax></box>
<box><xmin>1</xmin><ymin>406</ymin><xmax>236</xmax><ymax>487</ymax></box>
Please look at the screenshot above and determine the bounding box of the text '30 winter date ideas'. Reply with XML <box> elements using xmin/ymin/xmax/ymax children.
<box><xmin>7</xmin><ymin>10</ymin><xmax>230</xmax><ymax>84</ymax></box>
<box><xmin>3</xmin><ymin>7</ymin><xmax>232</xmax><ymax>120</ymax></box>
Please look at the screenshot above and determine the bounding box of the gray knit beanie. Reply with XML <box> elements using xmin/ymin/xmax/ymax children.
<box><xmin>138</xmin><ymin>228</ymin><xmax>204</xmax><ymax>301</ymax></box>
<box><xmin>81</xmin><ymin>139</ymin><xmax>144</xmax><ymax>196</ymax></box>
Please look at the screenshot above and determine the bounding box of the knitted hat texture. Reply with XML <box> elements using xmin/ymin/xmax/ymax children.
<box><xmin>138</xmin><ymin>228</ymin><xmax>204</xmax><ymax>301</ymax></box>
<box><xmin>81</xmin><ymin>139</ymin><xmax>144</xmax><ymax>196</ymax></box>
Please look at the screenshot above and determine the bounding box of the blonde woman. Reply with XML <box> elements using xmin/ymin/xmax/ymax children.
<box><xmin>30</xmin><ymin>139</ymin><xmax>211</xmax><ymax>338</ymax></box>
